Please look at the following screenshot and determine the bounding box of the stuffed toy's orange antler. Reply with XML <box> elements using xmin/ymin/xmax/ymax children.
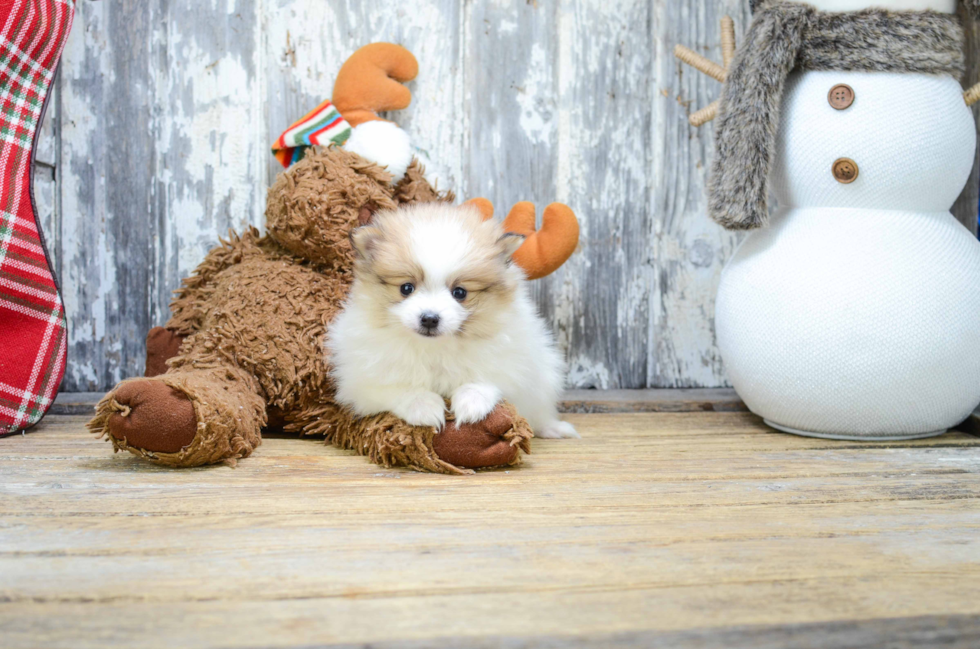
<box><xmin>464</xmin><ymin>197</ymin><xmax>495</xmax><ymax>222</ymax></box>
<box><xmin>332</xmin><ymin>43</ymin><xmax>419</xmax><ymax>127</ymax></box>
<box><xmin>504</xmin><ymin>202</ymin><xmax>579</xmax><ymax>280</ymax></box>
<box><xmin>464</xmin><ymin>198</ymin><xmax>580</xmax><ymax>280</ymax></box>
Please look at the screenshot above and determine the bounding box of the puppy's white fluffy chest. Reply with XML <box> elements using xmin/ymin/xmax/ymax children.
<box><xmin>330</xmin><ymin>284</ymin><xmax>548</xmax><ymax>399</ymax></box>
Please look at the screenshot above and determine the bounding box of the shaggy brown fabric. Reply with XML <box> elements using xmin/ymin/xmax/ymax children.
<box><xmin>144</xmin><ymin>327</ymin><xmax>186</xmax><ymax>377</ymax></box>
<box><xmin>710</xmin><ymin>2</ymin><xmax>965</xmax><ymax>230</ymax></box>
<box><xmin>88</xmin><ymin>146</ymin><xmax>534</xmax><ymax>472</ymax></box>
<box><xmin>89</xmin><ymin>365</ymin><xmax>266</xmax><ymax>467</ymax></box>
<box><xmin>167</xmin><ymin>251</ymin><xmax>344</xmax><ymax>415</ymax></box>
<box><xmin>265</xmin><ymin>146</ymin><xmax>398</xmax><ymax>273</ymax></box>
<box><xmin>393</xmin><ymin>159</ymin><xmax>454</xmax><ymax>205</ymax></box>
<box><xmin>287</xmin><ymin>400</ymin><xmax>532</xmax><ymax>475</ymax></box>
<box><xmin>165</xmin><ymin>228</ymin><xmax>281</xmax><ymax>337</ymax></box>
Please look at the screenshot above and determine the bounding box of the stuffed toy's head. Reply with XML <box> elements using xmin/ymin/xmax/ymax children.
<box><xmin>265</xmin><ymin>147</ymin><xmax>398</xmax><ymax>269</ymax></box>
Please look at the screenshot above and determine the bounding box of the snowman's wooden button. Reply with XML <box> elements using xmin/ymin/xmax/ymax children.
<box><xmin>828</xmin><ymin>84</ymin><xmax>854</xmax><ymax>110</ymax></box>
<box><xmin>832</xmin><ymin>158</ymin><xmax>859</xmax><ymax>184</ymax></box>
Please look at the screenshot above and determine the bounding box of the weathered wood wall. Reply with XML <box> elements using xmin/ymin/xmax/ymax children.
<box><xmin>35</xmin><ymin>0</ymin><xmax>980</xmax><ymax>392</ymax></box>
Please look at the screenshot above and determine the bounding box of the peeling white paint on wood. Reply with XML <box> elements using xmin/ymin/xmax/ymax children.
<box><xmin>35</xmin><ymin>0</ymin><xmax>980</xmax><ymax>392</ymax></box>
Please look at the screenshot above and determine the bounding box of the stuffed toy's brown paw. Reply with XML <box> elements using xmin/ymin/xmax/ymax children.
<box><xmin>89</xmin><ymin>368</ymin><xmax>266</xmax><ymax>468</ymax></box>
<box><xmin>434</xmin><ymin>404</ymin><xmax>531</xmax><ymax>469</ymax></box>
<box><xmin>101</xmin><ymin>379</ymin><xmax>197</xmax><ymax>453</ymax></box>
<box><xmin>295</xmin><ymin>400</ymin><xmax>532</xmax><ymax>475</ymax></box>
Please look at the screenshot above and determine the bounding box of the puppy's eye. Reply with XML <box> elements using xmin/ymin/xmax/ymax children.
<box><xmin>452</xmin><ymin>286</ymin><xmax>467</xmax><ymax>301</ymax></box>
<box><xmin>400</xmin><ymin>283</ymin><xmax>415</xmax><ymax>297</ymax></box>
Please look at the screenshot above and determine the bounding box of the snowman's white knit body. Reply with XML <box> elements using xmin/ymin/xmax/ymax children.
<box><xmin>714</xmin><ymin>0</ymin><xmax>980</xmax><ymax>439</ymax></box>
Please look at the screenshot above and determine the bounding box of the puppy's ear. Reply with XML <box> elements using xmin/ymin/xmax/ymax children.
<box><xmin>498</xmin><ymin>232</ymin><xmax>525</xmax><ymax>259</ymax></box>
<box><xmin>358</xmin><ymin>202</ymin><xmax>379</xmax><ymax>226</ymax></box>
<box><xmin>350</xmin><ymin>225</ymin><xmax>382</xmax><ymax>259</ymax></box>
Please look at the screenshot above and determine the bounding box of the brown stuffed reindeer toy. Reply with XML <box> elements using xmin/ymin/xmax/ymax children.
<box><xmin>88</xmin><ymin>44</ymin><xmax>579</xmax><ymax>474</ymax></box>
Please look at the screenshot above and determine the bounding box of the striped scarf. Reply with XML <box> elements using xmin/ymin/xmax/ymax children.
<box><xmin>271</xmin><ymin>99</ymin><xmax>352</xmax><ymax>167</ymax></box>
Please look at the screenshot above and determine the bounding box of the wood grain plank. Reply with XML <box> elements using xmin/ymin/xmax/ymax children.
<box><xmin>462</xmin><ymin>0</ymin><xmax>561</xmax><ymax>334</ymax></box>
<box><xmin>151</xmin><ymin>0</ymin><xmax>265</xmax><ymax>327</ymax></box>
<box><xmin>3</xmin><ymin>577</ymin><xmax>979</xmax><ymax>649</ymax></box>
<box><xmin>235</xmin><ymin>615</ymin><xmax>980</xmax><ymax>649</ymax></box>
<box><xmin>55</xmin><ymin>0</ymin><xmax>267</xmax><ymax>391</ymax></box>
<box><xmin>246</xmin><ymin>615</ymin><xmax>980</xmax><ymax>649</ymax></box>
<box><xmin>560</xmin><ymin>388</ymin><xmax>746</xmax><ymax>412</ymax></box>
<box><xmin>553</xmin><ymin>0</ymin><xmax>654</xmax><ymax>389</ymax></box>
<box><xmin>47</xmin><ymin>388</ymin><xmax>747</xmax><ymax>415</ymax></box>
<box><xmin>1</xmin><ymin>412</ymin><xmax>979</xmax><ymax>647</ymax></box>
<box><xmin>33</xmin><ymin>77</ymin><xmax>59</xmax><ymax>276</ymax></box>
<box><xmin>58</xmin><ymin>1</ymin><xmax>139</xmax><ymax>391</ymax></box>
<box><xmin>650</xmin><ymin>1</ymin><xmax>748</xmax><ymax>388</ymax></box>
<box><xmin>48</xmin><ymin>0</ymin><xmax>980</xmax><ymax>393</ymax></box>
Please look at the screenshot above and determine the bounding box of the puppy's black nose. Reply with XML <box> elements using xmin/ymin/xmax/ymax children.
<box><xmin>420</xmin><ymin>312</ymin><xmax>440</xmax><ymax>330</ymax></box>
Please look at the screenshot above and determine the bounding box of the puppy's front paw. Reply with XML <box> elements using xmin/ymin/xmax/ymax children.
<box><xmin>451</xmin><ymin>383</ymin><xmax>502</xmax><ymax>425</ymax></box>
<box><xmin>536</xmin><ymin>420</ymin><xmax>580</xmax><ymax>439</ymax></box>
<box><xmin>394</xmin><ymin>391</ymin><xmax>446</xmax><ymax>429</ymax></box>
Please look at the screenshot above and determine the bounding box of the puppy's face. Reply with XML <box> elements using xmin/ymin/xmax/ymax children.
<box><xmin>350</xmin><ymin>203</ymin><xmax>524</xmax><ymax>339</ymax></box>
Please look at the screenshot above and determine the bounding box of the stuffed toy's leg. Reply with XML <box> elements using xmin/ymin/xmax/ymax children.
<box><xmin>106</xmin><ymin>325</ymin><xmax>532</xmax><ymax>472</ymax></box>
<box><xmin>287</xmin><ymin>399</ymin><xmax>532</xmax><ymax>475</ymax></box>
<box><xmin>144</xmin><ymin>326</ymin><xmax>185</xmax><ymax>377</ymax></box>
<box><xmin>88</xmin><ymin>355</ymin><xmax>266</xmax><ymax>468</ymax></box>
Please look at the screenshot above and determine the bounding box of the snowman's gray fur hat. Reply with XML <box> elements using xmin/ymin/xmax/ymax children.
<box><xmin>750</xmin><ymin>0</ymin><xmax>980</xmax><ymax>17</ymax></box>
<box><xmin>709</xmin><ymin>1</ymin><xmax>967</xmax><ymax>230</ymax></box>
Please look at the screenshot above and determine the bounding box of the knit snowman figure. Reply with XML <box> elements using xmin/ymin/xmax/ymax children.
<box><xmin>678</xmin><ymin>0</ymin><xmax>980</xmax><ymax>439</ymax></box>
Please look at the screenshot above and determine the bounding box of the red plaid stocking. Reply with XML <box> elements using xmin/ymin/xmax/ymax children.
<box><xmin>0</xmin><ymin>0</ymin><xmax>74</xmax><ymax>435</ymax></box>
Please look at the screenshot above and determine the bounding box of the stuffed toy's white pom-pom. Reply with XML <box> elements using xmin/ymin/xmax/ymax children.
<box><xmin>343</xmin><ymin>121</ymin><xmax>413</xmax><ymax>182</ymax></box>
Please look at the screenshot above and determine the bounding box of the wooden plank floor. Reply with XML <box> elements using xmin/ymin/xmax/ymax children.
<box><xmin>2</xmin><ymin>411</ymin><xmax>980</xmax><ymax>648</ymax></box>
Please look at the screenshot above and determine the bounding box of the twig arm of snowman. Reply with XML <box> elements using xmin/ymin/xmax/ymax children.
<box><xmin>965</xmin><ymin>82</ymin><xmax>980</xmax><ymax>106</ymax></box>
<box><xmin>673</xmin><ymin>17</ymin><xmax>736</xmax><ymax>127</ymax></box>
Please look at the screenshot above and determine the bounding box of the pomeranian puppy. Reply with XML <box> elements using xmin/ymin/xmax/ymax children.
<box><xmin>328</xmin><ymin>202</ymin><xmax>578</xmax><ymax>439</ymax></box>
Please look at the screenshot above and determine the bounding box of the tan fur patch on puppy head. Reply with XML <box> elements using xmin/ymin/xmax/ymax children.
<box><xmin>350</xmin><ymin>202</ymin><xmax>524</xmax><ymax>339</ymax></box>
